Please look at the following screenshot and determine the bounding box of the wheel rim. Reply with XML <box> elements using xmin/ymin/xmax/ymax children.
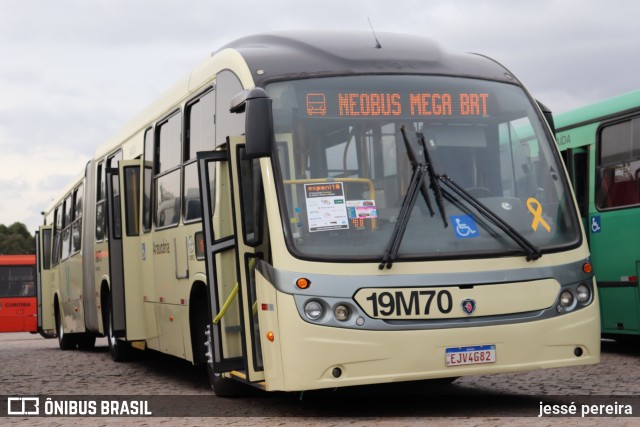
<box><xmin>57</xmin><ymin>312</ymin><xmax>64</xmax><ymax>340</ymax></box>
<box><xmin>107</xmin><ymin>310</ymin><xmax>116</xmax><ymax>350</ymax></box>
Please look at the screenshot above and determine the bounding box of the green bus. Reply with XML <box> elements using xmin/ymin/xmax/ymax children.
<box><xmin>555</xmin><ymin>89</ymin><xmax>640</xmax><ymax>339</ymax></box>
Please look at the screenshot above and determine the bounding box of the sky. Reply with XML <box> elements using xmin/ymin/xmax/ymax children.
<box><xmin>0</xmin><ymin>0</ymin><xmax>638</xmax><ymax>233</ymax></box>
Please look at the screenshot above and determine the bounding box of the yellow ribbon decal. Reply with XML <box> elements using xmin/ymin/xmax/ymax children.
<box><xmin>526</xmin><ymin>197</ymin><xmax>551</xmax><ymax>232</ymax></box>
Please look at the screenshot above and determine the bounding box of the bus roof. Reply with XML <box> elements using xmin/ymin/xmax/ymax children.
<box><xmin>220</xmin><ymin>31</ymin><xmax>515</xmax><ymax>86</ymax></box>
<box><xmin>0</xmin><ymin>254</ymin><xmax>35</xmax><ymax>266</ymax></box>
<box><xmin>555</xmin><ymin>89</ymin><xmax>640</xmax><ymax>132</ymax></box>
<box><xmin>89</xmin><ymin>31</ymin><xmax>519</xmax><ymax>174</ymax></box>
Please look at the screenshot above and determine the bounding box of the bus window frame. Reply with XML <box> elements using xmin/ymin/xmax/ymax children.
<box><xmin>154</xmin><ymin>109</ymin><xmax>182</xmax><ymax>230</ymax></box>
<box><xmin>183</xmin><ymin>86</ymin><xmax>216</xmax><ymax>225</ymax></box>
<box><xmin>595</xmin><ymin>115</ymin><xmax>640</xmax><ymax>211</ymax></box>
<box><xmin>143</xmin><ymin>127</ymin><xmax>154</xmax><ymax>233</ymax></box>
<box><xmin>96</xmin><ymin>160</ymin><xmax>106</xmax><ymax>242</ymax></box>
<box><xmin>70</xmin><ymin>183</ymin><xmax>84</xmax><ymax>255</ymax></box>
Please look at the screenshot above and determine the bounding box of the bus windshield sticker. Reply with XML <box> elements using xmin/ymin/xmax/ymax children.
<box><xmin>526</xmin><ymin>197</ymin><xmax>551</xmax><ymax>233</ymax></box>
<box><xmin>304</xmin><ymin>183</ymin><xmax>349</xmax><ymax>232</ymax></box>
<box><xmin>346</xmin><ymin>200</ymin><xmax>378</xmax><ymax>219</ymax></box>
<box><xmin>450</xmin><ymin>215</ymin><xmax>479</xmax><ymax>239</ymax></box>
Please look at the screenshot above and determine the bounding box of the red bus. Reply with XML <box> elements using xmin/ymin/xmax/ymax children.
<box><xmin>0</xmin><ymin>255</ymin><xmax>37</xmax><ymax>333</ymax></box>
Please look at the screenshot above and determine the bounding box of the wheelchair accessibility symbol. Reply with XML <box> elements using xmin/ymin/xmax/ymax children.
<box><xmin>450</xmin><ymin>215</ymin><xmax>479</xmax><ymax>239</ymax></box>
<box><xmin>591</xmin><ymin>215</ymin><xmax>601</xmax><ymax>233</ymax></box>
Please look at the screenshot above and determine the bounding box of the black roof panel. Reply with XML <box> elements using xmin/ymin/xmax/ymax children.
<box><xmin>219</xmin><ymin>31</ymin><xmax>514</xmax><ymax>86</ymax></box>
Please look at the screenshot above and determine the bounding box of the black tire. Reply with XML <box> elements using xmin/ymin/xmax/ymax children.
<box><xmin>210</xmin><ymin>371</ymin><xmax>254</xmax><ymax>397</ymax></box>
<box><xmin>106</xmin><ymin>297</ymin><xmax>132</xmax><ymax>362</ymax></box>
<box><xmin>197</xmin><ymin>310</ymin><xmax>252</xmax><ymax>397</ymax></box>
<box><xmin>56</xmin><ymin>304</ymin><xmax>76</xmax><ymax>350</ymax></box>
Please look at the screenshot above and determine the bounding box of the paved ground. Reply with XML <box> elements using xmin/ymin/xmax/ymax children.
<box><xmin>1</xmin><ymin>332</ymin><xmax>639</xmax><ymax>426</ymax></box>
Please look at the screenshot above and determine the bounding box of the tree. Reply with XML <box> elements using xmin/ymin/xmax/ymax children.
<box><xmin>0</xmin><ymin>222</ymin><xmax>35</xmax><ymax>255</ymax></box>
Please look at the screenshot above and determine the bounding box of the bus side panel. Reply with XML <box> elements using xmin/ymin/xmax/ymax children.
<box><xmin>599</xmin><ymin>286</ymin><xmax>640</xmax><ymax>333</ymax></box>
<box><xmin>256</xmin><ymin>269</ymin><xmax>284</xmax><ymax>391</ymax></box>
<box><xmin>141</xmin><ymin>233</ymin><xmax>160</xmax><ymax>350</ymax></box>
<box><xmin>59</xmin><ymin>255</ymin><xmax>86</xmax><ymax>333</ymax></box>
<box><xmin>589</xmin><ymin>199</ymin><xmax>640</xmax><ymax>334</ymax></box>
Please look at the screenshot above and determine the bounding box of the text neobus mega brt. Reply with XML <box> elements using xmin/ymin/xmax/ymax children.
<box><xmin>36</xmin><ymin>31</ymin><xmax>600</xmax><ymax>395</ymax></box>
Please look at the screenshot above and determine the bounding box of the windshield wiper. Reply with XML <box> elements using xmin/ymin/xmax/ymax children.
<box><xmin>400</xmin><ymin>126</ymin><xmax>435</xmax><ymax>218</ymax></box>
<box><xmin>379</xmin><ymin>157</ymin><xmax>428</xmax><ymax>269</ymax></box>
<box><xmin>418</xmin><ymin>131</ymin><xmax>448</xmax><ymax>228</ymax></box>
<box><xmin>378</xmin><ymin>127</ymin><xmax>448</xmax><ymax>270</ymax></box>
<box><xmin>438</xmin><ymin>175</ymin><xmax>542</xmax><ymax>261</ymax></box>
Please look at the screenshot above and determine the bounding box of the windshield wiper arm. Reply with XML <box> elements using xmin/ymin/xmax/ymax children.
<box><xmin>418</xmin><ymin>132</ymin><xmax>448</xmax><ymax>228</ymax></box>
<box><xmin>379</xmin><ymin>160</ymin><xmax>428</xmax><ymax>270</ymax></box>
<box><xmin>438</xmin><ymin>175</ymin><xmax>542</xmax><ymax>261</ymax></box>
<box><xmin>379</xmin><ymin>127</ymin><xmax>450</xmax><ymax>270</ymax></box>
<box><xmin>400</xmin><ymin>126</ymin><xmax>435</xmax><ymax>218</ymax></box>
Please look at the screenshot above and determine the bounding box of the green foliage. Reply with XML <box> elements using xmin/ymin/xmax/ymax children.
<box><xmin>0</xmin><ymin>222</ymin><xmax>35</xmax><ymax>255</ymax></box>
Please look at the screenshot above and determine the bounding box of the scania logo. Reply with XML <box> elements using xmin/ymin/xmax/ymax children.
<box><xmin>461</xmin><ymin>298</ymin><xmax>476</xmax><ymax>315</ymax></box>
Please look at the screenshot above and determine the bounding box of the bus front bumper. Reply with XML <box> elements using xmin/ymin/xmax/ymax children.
<box><xmin>261</xmin><ymin>293</ymin><xmax>600</xmax><ymax>392</ymax></box>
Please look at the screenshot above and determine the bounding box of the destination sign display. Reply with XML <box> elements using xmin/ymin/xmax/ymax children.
<box><xmin>304</xmin><ymin>91</ymin><xmax>489</xmax><ymax>118</ymax></box>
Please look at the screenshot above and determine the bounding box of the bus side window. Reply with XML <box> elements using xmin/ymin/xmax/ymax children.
<box><xmin>143</xmin><ymin>128</ymin><xmax>154</xmax><ymax>232</ymax></box>
<box><xmin>238</xmin><ymin>147</ymin><xmax>263</xmax><ymax>246</ymax></box>
<box><xmin>596</xmin><ymin>118</ymin><xmax>640</xmax><ymax>209</ymax></box>
<box><xmin>52</xmin><ymin>205</ymin><xmax>62</xmax><ymax>266</ymax></box>
<box><xmin>96</xmin><ymin>161</ymin><xmax>106</xmax><ymax>241</ymax></box>
<box><xmin>184</xmin><ymin>88</ymin><xmax>215</xmax><ymax>222</ymax></box>
<box><xmin>71</xmin><ymin>183</ymin><xmax>83</xmax><ymax>254</ymax></box>
<box><xmin>41</xmin><ymin>228</ymin><xmax>52</xmax><ymax>270</ymax></box>
<box><xmin>61</xmin><ymin>194</ymin><xmax>72</xmax><ymax>261</ymax></box>
<box><xmin>155</xmin><ymin>111</ymin><xmax>181</xmax><ymax>228</ymax></box>
<box><xmin>215</xmin><ymin>70</ymin><xmax>244</xmax><ymax>147</ymax></box>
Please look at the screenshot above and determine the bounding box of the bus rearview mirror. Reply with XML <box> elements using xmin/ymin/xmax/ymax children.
<box><xmin>230</xmin><ymin>88</ymin><xmax>275</xmax><ymax>158</ymax></box>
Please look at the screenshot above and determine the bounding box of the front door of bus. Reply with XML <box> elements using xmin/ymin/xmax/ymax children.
<box><xmin>106</xmin><ymin>160</ymin><xmax>146</xmax><ymax>341</ymax></box>
<box><xmin>197</xmin><ymin>137</ymin><xmax>265</xmax><ymax>384</ymax></box>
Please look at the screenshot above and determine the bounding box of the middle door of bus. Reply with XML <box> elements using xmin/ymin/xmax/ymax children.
<box><xmin>197</xmin><ymin>135</ymin><xmax>266</xmax><ymax>384</ymax></box>
<box><xmin>106</xmin><ymin>159</ymin><xmax>147</xmax><ymax>342</ymax></box>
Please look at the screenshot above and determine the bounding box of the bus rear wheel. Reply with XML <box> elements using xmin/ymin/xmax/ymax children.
<box><xmin>105</xmin><ymin>297</ymin><xmax>131</xmax><ymax>362</ymax></box>
<box><xmin>56</xmin><ymin>303</ymin><xmax>76</xmax><ymax>350</ymax></box>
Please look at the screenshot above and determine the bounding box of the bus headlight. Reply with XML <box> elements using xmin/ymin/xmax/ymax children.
<box><xmin>334</xmin><ymin>304</ymin><xmax>350</xmax><ymax>321</ymax></box>
<box><xmin>576</xmin><ymin>284</ymin><xmax>590</xmax><ymax>303</ymax></box>
<box><xmin>304</xmin><ymin>300</ymin><xmax>324</xmax><ymax>320</ymax></box>
<box><xmin>560</xmin><ymin>291</ymin><xmax>574</xmax><ymax>307</ymax></box>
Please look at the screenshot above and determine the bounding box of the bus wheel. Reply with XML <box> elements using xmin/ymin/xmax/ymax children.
<box><xmin>56</xmin><ymin>304</ymin><xmax>76</xmax><ymax>350</ymax></box>
<box><xmin>210</xmin><ymin>372</ymin><xmax>253</xmax><ymax>397</ymax></box>
<box><xmin>200</xmin><ymin>318</ymin><xmax>252</xmax><ymax>397</ymax></box>
<box><xmin>106</xmin><ymin>298</ymin><xmax>131</xmax><ymax>362</ymax></box>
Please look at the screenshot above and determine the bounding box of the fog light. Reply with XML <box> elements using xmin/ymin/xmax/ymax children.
<box><xmin>334</xmin><ymin>304</ymin><xmax>350</xmax><ymax>321</ymax></box>
<box><xmin>304</xmin><ymin>300</ymin><xmax>323</xmax><ymax>320</ymax></box>
<box><xmin>560</xmin><ymin>291</ymin><xmax>574</xmax><ymax>307</ymax></box>
<box><xmin>576</xmin><ymin>284</ymin><xmax>590</xmax><ymax>303</ymax></box>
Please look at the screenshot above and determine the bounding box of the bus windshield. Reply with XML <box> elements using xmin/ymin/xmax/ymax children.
<box><xmin>266</xmin><ymin>75</ymin><xmax>580</xmax><ymax>261</ymax></box>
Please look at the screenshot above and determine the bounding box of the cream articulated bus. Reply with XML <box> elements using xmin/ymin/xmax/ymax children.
<box><xmin>36</xmin><ymin>31</ymin><xmax>599</xmax><ymax>396</ymax></box>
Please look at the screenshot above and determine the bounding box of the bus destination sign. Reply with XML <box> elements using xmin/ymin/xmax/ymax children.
<box><xmin>305</xmin><ymin>92</ymin><xmax>489</xmax><ymax>118</ymax></box>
